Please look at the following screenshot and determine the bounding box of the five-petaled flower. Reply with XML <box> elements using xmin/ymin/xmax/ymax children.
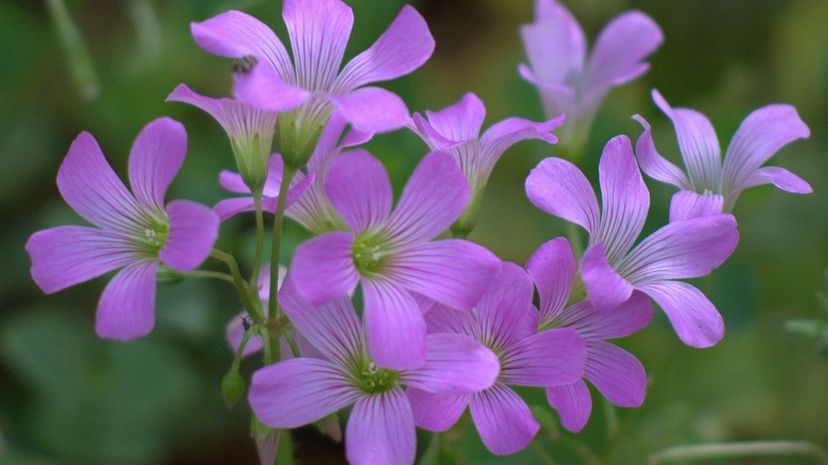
<box><xmin>26</xmin><ymin>118</ymin><xmax>219</xmax><ymax>340</ymax></box>
<box><xmin>633</xmin><ymin>89</ymin><xmax>812</xmax><ymax>220</ymax></box>
<box><xmin>525</xmin><ymin>135</ymin><xmax>739</xmax><ymax>348</ymax></box>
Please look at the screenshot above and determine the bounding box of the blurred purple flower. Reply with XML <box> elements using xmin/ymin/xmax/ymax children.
<box><xmin>526</xmin><ymin>238</ymin><xmax>653</xmax><ymax>432</ymax></box>
<box><xmin>26</xmin><ymin>118</ymin><xmax>219</xmax><ymax>340</ymax></box>
<box><xmin>525</xmin><ymin>135</ymin><xmax>739</xmax><ymax>348</ymax></box>
<box><xmin>520</xmin><ymin>0</ymin><xmax>662</xmax><ymax>151</ymax></box>
<box><xmin>249</xmin><ymin>276</ymin><xmax>499</xmax><ymax>465</ymax></box>
<box><xmin>213</xmin><ymin>153</ymin><xmax>313</xmax><ymax>220</ymax></box>
<box><xmin>410</xmin><ymin>93</ymin><xmax>563</xmax><ymax>233</ymax></box>
<box><xmin>634</xmin><ymin>89</ymin><xmax>811</xmax><ymax>220</ymax></box>
<box><xmin>289</xmin><ymin>150</ymin><xmax>501</xmax><ymax>369</ymax></box>
<box><xmin>408</xmin><ymin>263</ymin><xmax>585</xmax><ymax>455</ymax></box>
<box><xmin>191</xmin><ymin>0</ymin><xmax>435</xmax><ymax>136</ymax></box>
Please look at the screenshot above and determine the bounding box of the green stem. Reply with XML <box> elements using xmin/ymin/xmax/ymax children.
<box><xmin>276</xmin><ymin>429</ymin><xmax>295</xmax><ymax>465</ymax></box>
<box><xmin>231</xmin><ymin>329</ymin><xmax>256</xmax><ymax>369</ymax></box>
<box><xmin>44</xmin><ymin>0</ymin><xmax>99</xmax><ymax>100</ymax></box>
<box><xmin>268</xmin><ymin>167</ymin><xmax>296</xmax><ymax>321</ymax></box>
<box><xmin>211</xmin><ymin>249</ymin><xmax>262</xmax><ymax>322</ymax></box>
<box><xmin>179</xmin><ymin>270</ymin><xmax>236</xmax><ymax>284</ymax></box>
<box><xmin>531</xmin><ymin>441</ymin><xmax>557</xmax><ymax>465</ymax></box>
<box><xmin>566</xmin><ymin>222</ymin><xmax>584</xmax><ymax>259</ymax></box>
<box><xmin>648</xmin><ymin>440</ymin><xmax>828</xmax><ymax>465</ymax></box>
<box><xmin>251</xmin><ymin>191</ymin><xmax>266</xmax><ymax>287</ymax></box>
<box><xmin>259</xmin><ymin>326</ymin><xmax>274</xmax><ymax>365</ymax></box>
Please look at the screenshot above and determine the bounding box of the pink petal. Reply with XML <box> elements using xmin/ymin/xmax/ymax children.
<box><xmin>632</xmin><ymin>114</ymin><xmax>690</xmax><ymax>189</ymax></box>
<box><xmin>403</xmin><ymin>333</ymin><xmax>499</xmax><ymax>394</ymax></box>
<box><xmin>283</xmin><ymin>0</ymin><xmax>353</xmax><ymax>90</ymax></box>
<box><xmin>424</xmin><ymin>93</ymin><xmax>486</xmax><ymax>142</ymax></box>
<box><xmin>596</xmin><ymin>135</ymin><xmax>650</xmax><ymax>262</ymax></box>
<box><xmin>290</xmin><ymin>232</ymin><xmax>359</xmax><ymax>305</ymax></box>
<box><xmin>218</xmin><ymin>169</ymin><xmax>251</xmax><ymax>194</ymax></box>
<box><xmin>324</xmin><ymin>150</ymin><xmax>392</xmax><ymax>231</ymax></box>
<box><xmin>520</xmin><ymin>0</ymin><xmax>586</xmax><ymax>86</ymax></box>
<box><xmin>190</xmin><ymin>10</ymin><xmax>294</xmax><ymax>80</ymax></box>
<box><xmin>669</xmin><ymin>190</ymin><xmax>724</xmax><ymax>222</ymax></box>
<box><xmin>423</xmin><ymin>303</ymin><xmax>474</xmax><ymax>335</ymax></box>
<box><xmin>391</xmin><ymin>240</ymin><xmax>500</xmax><ymax>311</ymax></box>
<box><xmin>95</xmin><ymin>260</ymin><xmax>159</xmax><ymax>340</ymax></box>
<box><xmin>233</xmin><ymin>63</ymin><xmax>309</xmax><ymax>112</ymax></box>
<box><xmin>585</xmin><ymin>342</ymin><xmax>646</xmax><ymax>407</ymax></box>
<box><xmin>363</xmin><ymin>280</ymin><xmax>427</xmax><ymax>370</ymax></box>
<box><xmin>336</xmin><ymin>5</ymin><xmax>434</xmax><ymax>91</ymax></box>
<box><xmin>346</xmin><ymin>389</ymin><xmax>416</xmax><ymax>465</ymax></box>
<box><xmin>56</xmin><ymin>131</ymin><xmax>142</xmax><ymax>232</ymax></box>
<box><xmin>213</xmin><ymin>197</ymin><xmax>256</xmax><ymax>221</ymax></box>
<box><xmin>332</xmin><ymin>87</ymin><xmax>410</xmax><ymax>133</ymax></box>
<box><xmin>386</xmin><ymin>151</ymin><xmax>470</xmax><ymax>244</ymax></box>
<box><xmin>581</xmin><ymin>243</ymin><xmax>634</xmax><ymax>311</ymax></box>
<box><xmin>620</xmin><ymin>214</ymin><xmax>738</xmax><ymax>283</ymax></box>
<box><xmin>525</xmin><ymin>157</ymin><xmax>600</xmax><ymax>236</ymax></box>
<box><xmin>472</xmin><ymin>262</ymin><xmax>537</xmax><ymax>347</ymax></box>
<box><xmin>637</xmin><ymin>280</ymin><xmax>725</xmax><ymax>348</ymax></box>
<box><xmin>546</xmin><ymin>379</ymin><xmax>592</xmax><ymax>433</ymax></box>
<box><xmin>525</xmin><ymin>237</ymin><xmax>576</xmax><ymax>324</ymax></box>
<box><xmin>741</xmin><ymin>166</ymin><xmax>812</xmax><ymax>194</ymax></box>
<box><xmin>127</xmin><ymin>118</ymin><xmax>186</xmax><ymax>210</ymax></box>
<box><xmin>652</xmin><ymin>89</ymin><xmax>722</xmax><ymax>191</ymax></box>
<box><xmin>249</xmin><ymin>358</ymin><xmax>359</xmax><ymax>428</ymax></box>
<box><xmin>502</xmin><ymin>328</ymin><xmax>586</xmax><ymax>387</ymax></box>
<box><xmin>469</xmin><ymin>383</ymin><xmax>539</xmax><ymax>456</ymax></box>
<box><xmin>722</xmin><ymin>104</ymin><xmax>810</xmax><ymax>197</ymax></box>
<box><xmin>479</xmin><ymin>116</ymin><xmax>563</xmax><ymax>172</ymax></box>
<box><xmin>518</xmin><ymin>65</ymin><xmax>576</xmax><ymax>121</ymax></box>
<box><xmin>555</xmin><ymin>292</ymin><xmax>653</xmax><ymax>341</ymax></box>
<box><xmin>26</xmin><ymin>226</ymin><xmax>134</xmax><ymax>294</ymax></box>
<box><xmin>159</xmin><ymin>200</ymin><xmax>219</xmax><ymax>272</ymax></box>
<box><xmin>407</xmin><ymin>388</ymin><xmax>468</xmax><ymax>432</ymax></box>
<box><xmin>586</xmin><ymin>11</ymin><xmax>663</xmax><ymax>89</ymax></box>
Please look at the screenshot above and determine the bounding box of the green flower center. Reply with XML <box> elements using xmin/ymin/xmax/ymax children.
<box><xmin>351</xmin><ymin>233</ymin><xmax>390</xmax><ymax>275</ymax></box>
<box><xmin>135</xmin><ymin>214</ymin><xmax>169</xmax><ymax>256</ymax></box>
<box><xmin>353</xmin><ymin>361</ymin><xmax>399</xmax><ymax>394</ymax></box>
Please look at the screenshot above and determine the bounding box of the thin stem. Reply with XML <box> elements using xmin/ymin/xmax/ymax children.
<box><xmin>268</xmin><ymin>167</ymin><xmax>296</xmax><ymax>321</ymax></box>
<box><xmin>276</xmin><ymin>429</ymin><xmax>295</xmax><ymax>465</ymax></box>
<box><xmin>284</xmin><ymin>332</ymin><xmax>301</xmax><ymax>358</ymax></box>
<box><xmin>231</xmin><ymin>329</ymin><xmax>256</xmax><ymax>370</ymax></box>
<box><xmin>44</xmin><ymin>0</ymin><xmax>99</xmax><ymax>100</ymax></box>
<box><xmin>648</xmin><ymin>440</ymin><xmax>828</xmax><ymax>465</ymax></box>
<box><xmin>250</xmin><ymin>191</ymin><xmax>266</xmax><ymax>287</ymax></box>
<box><xmin>259</xmin><ymin>326</ymin><xmax>274</xmax><ymax>365</ymax></box>
<box><xmin>179</xmin><ymin>270</ymin><xmax>236</xmax><ymax>284</ymax></box>
<box><xmin>531</xmin><ymin>441</ymin><xmax>557</xmax><ymax>465</ymax></box>
<box><xmin>211</xmin><ymin>249</ymin><xmax>262</xmax><ymax>322</ymax></box>
<box><xmin>566</xmin><ymin>222</ymin><xmax>584</xmax><ymax>259</ymax></box>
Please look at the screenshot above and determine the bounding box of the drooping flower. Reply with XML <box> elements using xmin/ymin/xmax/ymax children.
<box><xmin>633</xmin><ymin>89</ymin><xmax>812</xmax><ymax>220</ymax></box>
<box><xmin>167</xmin><ymin>84</ymin><xmax>278</xmax><ymax>191</ymax></box>
<box><xmin>526</xmin><ymin>237</ymin><xmax>653</xmax><ymax>432</ymax></box>
<box><xmin>519</xmin><ymin>0</ymin><xmax>662</xmax><ymax>152</ymax></box>
<box><xmin>289</xmin><ymin>150</ymin><xmax>501</xmax><ymax>369</ymax></box>
<box><xmin>26</xmin><ymin>118</ymin><xmax>219</xmax><ymax>340</ymax></box>
<box><xmin>191</xmin><ymin>0</ymin><xmax>434</xmax><ymax>165</ymax></box>
<box><xmin>249</xmin><ymin>276</ymin><xmax>499</xmax><ymax>465</ymax></box>
<box><xmin>286</xmin><ymin>110</ymin><xmax>372</xmax><ymax>234</ymax></box>
<box><xmin>410</xmin><ymin>92</ymin><xmax>564</xmax><ymax>235</ymax></box>
<box><xmin>213</xmin><ymin>153</ymin><xmax>313</xmax><ymax>221</ymax></box>
<box><xmin>407</xmin><ymin>263</ymin><xmax>586</xmax><ymax>455</ymax></box>
<box><xmin>525</xmin><ymin>135</ymin><xmax>739</xmax><ymax>347</ymax></box>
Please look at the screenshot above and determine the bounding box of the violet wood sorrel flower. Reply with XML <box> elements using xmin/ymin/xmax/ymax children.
<box><xmin>410</xmin><ymin>92</ymin><xmax>564</xmax><ymax>235</ymax></box>
<box><xmin>191</xmin><ymin>0</ymin><xmax>434</xmax><ymax>166</ymax></box>
<box><xmin>408</xmin><ymin>263</ymin><xmax>586</xmax><ymax>455</ymax></box>
<box><xmin>26</xmin><ymin>118</ymin><xmax>219</xmax><ymax>340</ymax></box>
<box><xmin>525</xmin><ymin>135</ymin><xmax>739</xmax><ymax>347</ymax></box>
<box><xmin>213</xmin><ymin>153</ymin><xmax>313</xmax><ymax>221</ymax></box>
<box><xmin>167</xmin><ymin>84</ymin><xmax>277</xmax><ymax>191</ymax></box>
<box><xmin>249</xmin><ymin>277</ymin><xmax>499</xmax><ymax>465</ymax></box>
<box><xmin>519</xmin><ymin>0</ymin><xmax>662</xmax><ymax>154</ymax></box>
<box><xmin>286</xmin><ymin>110</ymin><xmax>372</xmax><ymax>234</ymax></box>
<box><xmin>289</xmin><ymin>150</ymin><xmax>501</xmax><ymax>369</ymax></box>
<box><xmin>526</xmin><ymin>237</ymin><xmax>653</xmax><ymax>432</ymax></box>
<box><xmin>633</xmin><ymin>89</ymin><xmax>812</xmax><ymax>220</ymax></box>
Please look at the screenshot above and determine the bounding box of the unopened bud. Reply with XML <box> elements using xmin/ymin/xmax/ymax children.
<box><xmin>221</xmin><ymin>367</ymin><xmax>245</xmax><ymax>408</ymax></box>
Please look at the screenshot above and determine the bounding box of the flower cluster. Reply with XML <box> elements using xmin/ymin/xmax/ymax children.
<box><xmin>26</xmin><ymin>0</ymin><xmax>811</xmax><ymax>464</ymax></box>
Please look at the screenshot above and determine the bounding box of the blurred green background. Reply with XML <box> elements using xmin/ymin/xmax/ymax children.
<box><xmin>2</xmin><ymin>0</ymin><xmax>827</xmax><ymax>464</ymax></box>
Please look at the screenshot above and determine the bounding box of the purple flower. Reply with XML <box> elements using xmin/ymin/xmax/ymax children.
<box><xmin>289</xmin><ymin>150</ymin><xmax>501</xmax><ymax>369</ymax></box>
<box><xmin>525</xmin><ymin>135</ymin><xmax>739</xmax><ymax>348</ymax></box>
<box><xmin>26</xmin><ymin>118</ymin><xmax>219</xmax><ymax>340</ymax></box>
<box><xmin>213</xmin><ymin>153</ymin><xmax>313</xmax><ymax>220</ymax></box>
<box><xmin>410</xmin><ymin>93</ymin><xmax>564</xmax><ymax>233</ymax></box>
<box><xmin>408</xmin><ymin>263</ymin><xmax>586</xmax><ymax>455</ymax></box>
<box><xmin>520</xmin><ymin>0</ymin><xmax>662</xmax><ymax>150</ymax></box>
<box><xmin>249</xmin><ymin>277</ymin><xmax>499</xmax><ymax>465</ymax></box>
<box><xmin>191</xmin><ymin>0</ymin><xmax>434</xmax><ymax>162</ymax></box>
<box><xmin>526</xmin><ymin>238</ymin><xmax>653</xmax><ymax>432</ymax></box>
<box><xmin>633</xmin><ymin>89</ymin><xmax>812</xmax><ymax>220</ymax></box>
<box><xmin>286</xmin><ymin>110</ymin><xmax>372</xmax><ymax>234</ymax></box>
<box><xmin>167</xmin><ymin>84</ymin><xmax>278</xmax><ymax>190</ymax></box>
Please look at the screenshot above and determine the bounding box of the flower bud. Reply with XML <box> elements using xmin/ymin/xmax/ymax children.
<box><xmin>221</xmin><ymin>367</ymin><xmax>245</xmax><ymax>408</ymax></box>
